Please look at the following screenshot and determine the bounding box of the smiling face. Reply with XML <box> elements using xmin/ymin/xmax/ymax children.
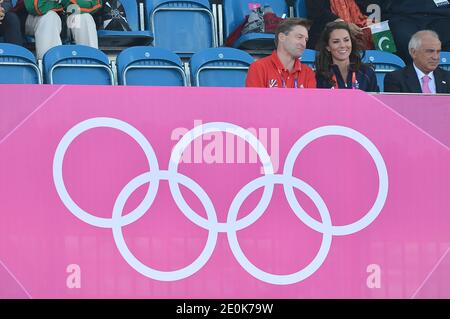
<box><xmin>278</xmin><ymin>25</ymin><xmax>309</xmax><ymax>59</ymax></box>
<box><xmin>326</xmin><ymin>28</ymin><xmax>352</xmax><ymax>64</ymax></box>
<box><xmin>410</xmin><ymin>34</ymin><xmax>441</xmax><ymax>74</ymax></box>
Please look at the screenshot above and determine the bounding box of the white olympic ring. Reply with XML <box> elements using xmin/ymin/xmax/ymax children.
<box><xmin>53</xmin><ymin>118</ymin><xmax>388</xmax><ymax>285</ymax></box>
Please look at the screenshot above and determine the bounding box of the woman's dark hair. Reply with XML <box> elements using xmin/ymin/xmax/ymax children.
<box><xmin>315</xmin><ymin>21</ymin><xmax>366</xmax><ymax>87</ymax></box>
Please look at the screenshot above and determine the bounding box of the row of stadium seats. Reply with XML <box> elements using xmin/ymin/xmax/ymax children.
<box><xmin>2</xmin><ymin>43</ymin><xmax>449</xmax><ymax>89</ymax></box>
<box><xmin>0</xmin><ymin>43</ymin><xmax>253</xmax><ymax>87</ymax></box>
<box><xmin>4</xmin><ymin>0</ymin><xmax>307</xmax><ymax>56</ymax></box>
<box><xmin>107</xmin><ymin>0</ymin><xmax>308</xmax><ymax>54</ymax></box>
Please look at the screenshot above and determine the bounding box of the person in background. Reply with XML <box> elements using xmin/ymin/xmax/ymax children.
<box><xmin>23</xmin><ymin>0</ymin><xmax>102</xmax><ymax>59</ymax></box>
<box><xmin>383</xmin><ymin>0</ymin><xmax>450</xmax><ymax>64</ymax></box>
<box><xmin>245</xmin><ymin>18</ymin><xmax>316</xmax><ymax>89</ymax></box>
<box><xmin>306</xmin><ymin>0</ymin><xmax>385</xmax><ymax>51</ymax></box>
<box><xmin>315</xmin><ymin>21</ymin><xmax>379</xmax><ymax>92</ymax></box>
<box><xmin>384</xmin><ymin>30</ymin><xmax>450</xmax><ymax>94</ymax></box>
<box><xmin>0</xmin><ymin>0</ymin><xmax>24</xmax><ymax>45</ymax></box>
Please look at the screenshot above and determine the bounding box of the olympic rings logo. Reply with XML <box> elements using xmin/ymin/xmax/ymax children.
<box><xmin>53</xmin><ymin>118</ymin><xmax>388</xmax><ymax>285</ymax></box>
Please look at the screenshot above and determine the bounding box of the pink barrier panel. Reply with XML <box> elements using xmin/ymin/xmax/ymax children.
<box><xmin>375</xmin><ymin>94</ymin><xmax>450</xmax><ymax>148</ymax></box>
<box><xmin>0</xmin><ymin>85</ymin><xmax>449</xmax><ymax>299</ymax></box>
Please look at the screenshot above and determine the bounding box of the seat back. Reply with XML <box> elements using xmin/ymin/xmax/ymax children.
<box><xmin>0</xmin><ymin>44</ymin><xmax>41</xmax><ymax>84</ymax></box>
<box><xmin>146</xmin><ymin>0</ymin><xmax>217</xmax><ymax>57</ymax></box>
<box><xmin>223</xmin><ymin>0</ymin><xmax>288</xmax><ymax>44</ymax></box>
<box><xmin>117</xmin><ymin>46</ymin><xmax>187</xmax><ymax>86</ymax></box>
<box><xmin>43</xmin><ymin>45</ymin><xmax>114</xmax><ymax>85</ymax></box>
<box><xmin>440</xmin><ymin>51</ymin><xmax>450</xmax><ymax>71</ymax></box>
<box><xmin>362</xmin><ymin>50</ymin><xmax>406</xmax><ymax>92</ymax></box>
<box><xmin>300</xmin><ymin>48</ymin><xmax>316</xmax><ymax>70</ymax></box>
<box><xmin>189</xmin><ymin>47</ymin><xmax>254</xmax><ymax>87</ymax></box>
<box><xmin>98</xmin><ymin>0</ymin><xmax>155</xmax><ymax>48</ymax></box>
<box><xmin>294</xmin><ymin>0</ymin><xmax>307</xmax><ymax>17</ymax></box>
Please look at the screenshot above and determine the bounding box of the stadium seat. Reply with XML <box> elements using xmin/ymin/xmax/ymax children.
<box><xmin>189</xmin><ymin>47</ymin><xmax>254</xmax><ymax>87</ymax></box>
<box><xmin>300</xmin><ymin>48</ymin><xmax>316</xmax><ymax>70</ymax></box>
<box><xmin>43</xmin><ymin>45</ymin><xmax>114</xmax><ymax>85</ymax></box>
<box><xmin>145</xmin><ymin>0</ymin><xmax>217</xmax><ymax>57</ymax></box>
<box><xmin>362</xmin><ymin>50</ymin><xmax>406</xmax><ymax>92</ymax></box>
<box><xmin>223</xmin><ymin>0</ymin><xmax>289</xmax><ymax>51</ymax></box>
<box><xmin>97</xmin><ymin>0</ymin><xmax>153</xmax><ymax>47</ymax></box>
<box><xmin>440</xmin><ymin>51</ymin><xmax>450</xmax><ymax>71</ymax></box>
<box><xmin>116</xmin><ymin>46</ymin><xmax>187</xmax><ymax>86</ymax></box>
<box><xmin>294</xmin><ymin>0</ymin><xmax>307</xmax><ymax>18</ymax></box>
<box><xmin>0</xmin><ymin>43</ymin><xmax>41</xmax><ymax>84</ymax></box>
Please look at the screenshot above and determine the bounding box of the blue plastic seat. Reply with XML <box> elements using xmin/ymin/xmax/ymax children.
<box><xmin>189</xmin><ymin>47</ymin><xmax>254</xmax><ymax>87</ymax></box>
<box><xmin>146</xmin><ymin>0</ymin><xmax>217</xmax><ymax>57</ymax></box>
<box><xmin>43</xmin><ymin>45</ymin><xmax>114</xmax><ymax>85</ymax></box>
<box><xmin>116</xmin><ymin>46</ymin><xmax>187</xmax><ymax>86</ymax></box>
<box><xmin>98</xmin><ymin>0</ymin><xmax>153</xmax><ymax>47</ymax></box>
<box><xmin>300</xmin><ymin>48</ymin><xmax>316</xmax><ymax>70</ymax></box>
<box><xmin>440</xmin><ymin>51</ymin><xmax>450</xmax><ymax>71</ymax></box>
<box><xmin>0</xmin><ymin>43</ymin><xmax>41</xmax><ymax>84</ymax></box>
<box><xmin>223</xmin><ymin>0</ymin><xmax>288</xmax><ymax>50</ymax></box>
<box><xmin>362</xmin><ymin>50</ymin><xmax>406</xmax><ymax>92</ymax></box>
<box><xmin>294</xmin><ymin>0</ymin><xmax>307</xmax><ymax>18</ymax></box>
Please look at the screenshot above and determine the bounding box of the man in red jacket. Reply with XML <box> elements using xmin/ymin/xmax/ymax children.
<box><xmin>246</xmin><ymin>18</ymin><xmax>316</xmax><ymax>89</ymax></box>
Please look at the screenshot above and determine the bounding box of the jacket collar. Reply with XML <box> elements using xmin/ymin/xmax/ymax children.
<box><xmin>404</xmin><ymin>64</ymin><xmax>422</xmax><ymax>93</ymax></box>
<box><xmin>270</xmin><ymin>50</ymin><xmax>302</xmax><ymax>74</ymax></box>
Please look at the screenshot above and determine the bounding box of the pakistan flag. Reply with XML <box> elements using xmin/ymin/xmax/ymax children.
<box><xmin>369</xmin><ymin>21</ymin><xmax>397</xmax><ymax>53</ymax></box>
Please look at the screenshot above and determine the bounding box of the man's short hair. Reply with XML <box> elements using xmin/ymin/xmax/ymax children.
<box><xmin>274</xmin><ymin>18</ymin><xmax>311</xmax><ymax>47</ymax></box>
<box><xmin>408</xmin><ymin>30</ymin><xmax>440</xmax><ymax>54</ymax></box>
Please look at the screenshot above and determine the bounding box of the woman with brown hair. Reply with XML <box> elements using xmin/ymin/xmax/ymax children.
<box><xmin>315</xmin><ymin>21</ymin><xmax>379</xmax><ymax>92</ymax></box>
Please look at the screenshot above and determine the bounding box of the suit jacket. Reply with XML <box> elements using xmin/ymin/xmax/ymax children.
<box><xmin>384</xmin><ymin>65</ymin><xmax>450</xmax><ymax>94</ymax></box>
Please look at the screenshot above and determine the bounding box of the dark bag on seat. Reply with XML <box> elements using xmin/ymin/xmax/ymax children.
<box><xmin>101</xmin><ymin>0</ymin><xmax>131</xmax><ymax>31</ymax></box>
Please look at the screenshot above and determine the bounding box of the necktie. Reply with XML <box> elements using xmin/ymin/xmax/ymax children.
<box><xmin>421</xmin><ymin>75</ymin><xmax>432</xmax><ymax>94</ymax></box>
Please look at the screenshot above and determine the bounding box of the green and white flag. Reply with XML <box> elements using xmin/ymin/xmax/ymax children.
<box><xmin>369</xmin><ymin>20</ymin><xmax>397</xmax><ymax>53</ymax></box>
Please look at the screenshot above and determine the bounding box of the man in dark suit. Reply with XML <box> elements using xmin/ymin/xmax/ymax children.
<box><xmin>384</xmin><ymin>30</ymin><xmax>450</xmax><ymax>94</ymax></box>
